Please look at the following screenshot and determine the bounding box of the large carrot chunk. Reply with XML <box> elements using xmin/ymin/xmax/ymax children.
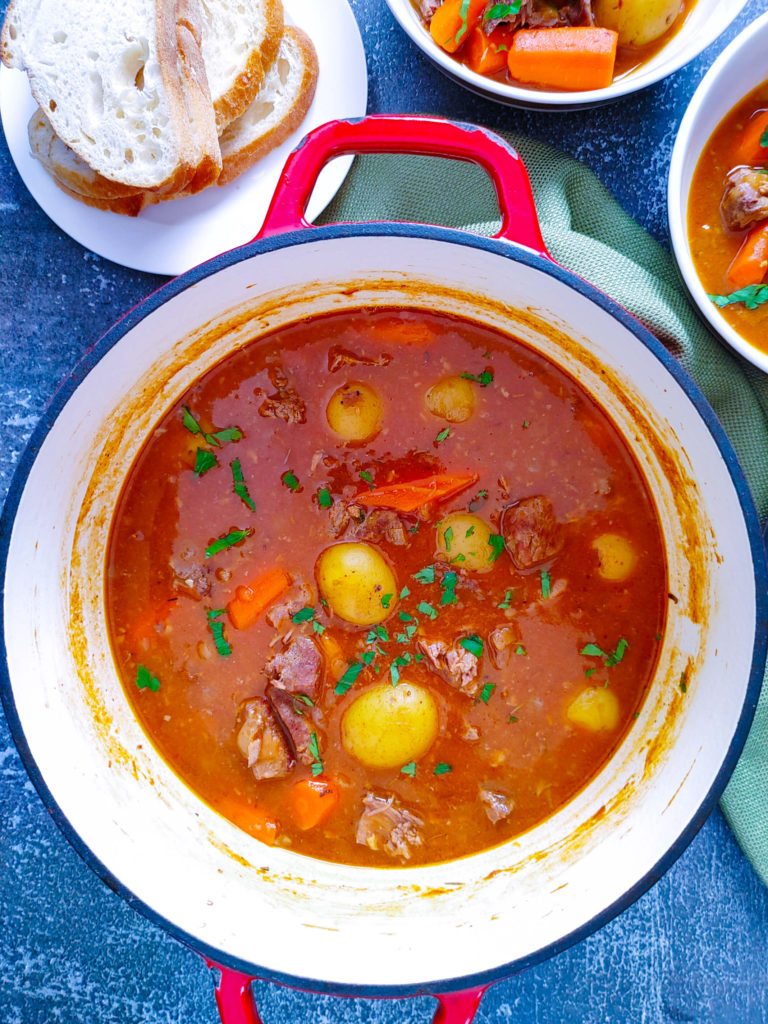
<box><xmin>507</xmin><ymin>27</ymin><xmax>618</xmax><ymax>91</ymax></box>
<box><xmin>354</xmin><ymin>472</ymin><xmax>478</xmax><ymax>512</ymax></box>
<box><xmin>464</xmin><ymin>23</ymin><xmax>515</xmax><ymax>77</ymax></box>
<box><xmin>226</xmin><ymin>567</ymin><xmax>291</xmax><ymax>631</ymax></box>
<box><xmin>726</xmin><ymin>222</ymin><xmax>768</xmax><ymax>291</ymax></box>
<box><xmin>733</xmin><ymin>109</ymin><xmax>768</xmax><ymax>168</ymax></box>
<box><xmin>430</xmin><ymin>0</ymin><xmax>487</xmax><ymax>54</ymax></box>
<box><xmin>289</xmin><ymin>778</ymin><xmax>341</xmax><ymax>831</ymax></box>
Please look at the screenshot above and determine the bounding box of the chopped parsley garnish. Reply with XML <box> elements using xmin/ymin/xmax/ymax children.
<box><xmin>443</xmin><ymin>525</ymin><xmax>454</xmax><ymax>552</ymax></box>
<box><xmin>401</xmin><ymin>761</ymin><xmax>417</xmax><ymax>777</ymax></box>
<box><xmin>136</xmin><ymin>664</ymin><xmax>160</xmax><ymax>692</ymax></box>
<box><xmin>454</xmin><ymin>0</ymin><xmax>471</xmax><ymax>44</ymax></box>
<box><xmin>484</xmin><ymin>0</ymin><xmax>522</xmax><ymax>17</ymax></box>
<box><xmin>441</xmin><ymin>570</ymin><xmax>458</xmax><ymax>606</ymax></box>
<box><xmin>205</xmin><ymin>529</ymin><xmax>250</xmax><ymax>558</ymax></box>
<box><xmin>468</xmin><ymin>489</ymin><xmax>488</xmax><ymax>512</ymax></box>
<box><xmin>680</xmin><ymin>672</ymin><xmax>688</xmax><ymax>693</ymax></box>
<box><xmin>509</xmin><ymin>714</ymin><xmax>519</xmax><ymax>723</ymax></box>
<box><xmin>400</xmin><ymin>585</ymin><xmax>411</xmax><ymax>599</ymax></box>
<box><xmin>360</xmin><ymin>469</ymin><xmax>374</xmax><ymax>489</ymax></box>
<box><xmin>309</xmin><ymin>732</ymin><xmax>323</xmax><ymax>776</ymax></box>
<box><xmin>291</xmin><ymin>606</ymin><xmax>316</xmax><ymax>623</ymax></box>
<box><xmin>362</xmin><ymin>650</ymin><xmax>376</xmax><ymax>666</ymax></box>
<box><xmin>312</xmin><ymin>620</ymin><xmax>325</xmax><ymax>635</ymax></box>
<box><xmin>390</xmin><ymin>663</ymin><xmax>401</xmax><ymax>686</ymax></box>
<box><xmin>540</xmin><ymin>569</ymin><xmax>552</xmax><ymax>598</ymax></box>
<box><xmin>761</xmin><ymin>126</ymin><xmax>768</xmax><ymax>148</ymax></box>
<box><xmin>435</xmin><ymin>427</ymin><xmax>451</xmax><ymax>444</ymax></box>
<box><xmin>413</xmin><ymin>564</ymin><xmax>436</xmax><ymax>584</ymax></box>
<box><xmin>416</xmin><ymin>600</ymin><xmax>438</xmax><ymax>620</ymax></box>
<box><xmin>498</xmin><ymin>588</ymin><xmax>513</xmax><ymax>609</ymax></box>
<box><xmin>281</xmin><ymin>470</ymin><xmax>301</xmax><ymax>492</ymax></box>
<box><xmin>478</xmin><ymin>682</ymin><xmax>495</xmax><ymax>704</ymax></box>
<box><xmin>581</xmin><ymin>638</ymin><xmax>629</xmax><ymax>667</ymax></box>
<box><xmin>460</xmin><ymin>634</ymin><xmax>483</xmax><ymax>658</ymax></box>
<box><xmin>434</xmin><ymin>762</ymin><xmax>452</xmax><ymax>775</ymax></box>
<box><xmin>516</xmin><ymin>644</ymin><xmax>526</xmax><ymax>656</ymax></box>
<box><xmin>231</xmin><ymin>458</ymin><xmax>255</xmax><ymax>511</ymax></box>
<box><xmin>709</xmin><ymin>284</ymin><xmax>768</xmax><ymax>310</ymax></box>
<box><xmin>522</xmin><ymin>420</ymin><xmax>531</xmax><ymax>429</ymax></box>
<box><xmin>399</xmin><ymin>609</ymin><xmax>414</xmax><ymax>622</ymax></box>
<box><xmin>182</xmin><ymin>406</ymin><xmax>242</xmax><ymax>447</ymax></box>
<box><xmin>381</xmin><ymin>593</ymin><xmax>394</xmax><ymax>608</ymax></box>
<box><xmin>206</xmin><ymin>608</ymin><xmax>231</xmax><ymax>657</ymax></box>
<box><xmin>335</xmin><ymin>662</ymin><xmax>364</xmax><ymax>695</ymax></box>
<box><xmin>488</xmin><ymin>534</ymin><xmax>505</xmax><ymax>562</ymax></box>
<box><xmin>460</xmin><ymin>368</ymin><xmax>494</xmax><ymax>387</ymax></box>
<box><xmin>317</xmin><ymin>487</ymin><xmax>332</xmax><ymax>509</ymax></box>
<box><xmin>194</xmin><ymin>448</ymin><xmax>218</xmax><ymax>476</ymax></box>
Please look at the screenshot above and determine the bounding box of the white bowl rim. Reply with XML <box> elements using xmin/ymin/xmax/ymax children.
<box><xmin>668</xmin><ymin>9</ymin><xmax>768</xmax><ymax>373</ymax></box>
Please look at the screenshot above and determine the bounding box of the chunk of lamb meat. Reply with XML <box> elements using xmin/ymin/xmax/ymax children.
<box><xmin>501</xmin><ymin>495</ymin><xmax>563</xmax><ymax>570</ymax></box>
<box><xmin>267</xmin><ymin>684</ymin><xmax>315</xmax><ymax>765</ymax></box>
<box><xmin>169</xmin><ymin>549</ymin><xmax>212</xmax><ymax>600</ymax></box>
<box><xmin>257</xmin><ymin>363</ymin><xmax>306</xmax><ymax>424</ymax></box>
<box><xmin>356</xmin><ymin>793</ymin><xmax>424</xmax><ymax>860</ymax></box>
<box><xmin>354</xmin><ymin>508</ymin><xmax>410</xmax><ymax>546</ymax></box>
<box><xmin>265</xmin><ymin>579</ymin><xmax>314</xmax><ymax>628</ymax></box>
<box><xmin>484</xmin><ymin>0</ymin><xmax>593</xmax><ymax>32</ymax></box>
<box><xmin>721</xmin><ymin>167</ymin><xmax>768</xmax><ymax>232</ymax></box>
<box><xmin>237</xmin><ymin>697</ymin><xmax>293</xmax><ymax>780</ymax></box>
<box><xmin>265</xmin><ymin>636</ymin><xmax>322</xmax><ymax>700</ymax></box>
<box><xmin>418</xmin><ymin>638</ymin><xmax>481</xmax><ymax>697</ymax></box>
<box><xmin>479</xmin><ymin>787</ymin><xmax>514</xmax><ymax>824</ymax></box>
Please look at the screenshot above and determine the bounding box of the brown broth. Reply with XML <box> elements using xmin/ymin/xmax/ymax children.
<box><xmin>105</xmin><ymin>308</ymin><xmax>667</xmax><ymax>867</ymax></box>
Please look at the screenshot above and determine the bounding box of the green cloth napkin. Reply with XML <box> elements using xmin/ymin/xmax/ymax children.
<box><xmin>318</xmin><ymin>132</ymin><xmax>768</xmax><ymax>886</ymax></box>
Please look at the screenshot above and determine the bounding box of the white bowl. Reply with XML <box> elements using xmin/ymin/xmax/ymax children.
<box><xmin>384</xmin><ymin>0</ymin><xmax>749</xmax><ymax>109</ymax></box>
<box><xmin>668</xmin><ymin>11</ymin><xmax>768</xmax><ymax>373</ymax></box>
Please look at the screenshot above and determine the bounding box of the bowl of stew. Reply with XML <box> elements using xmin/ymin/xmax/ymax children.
<box><xmin>384</xmin><ymin>0</ymin><xmax>748</xmax><ymax>109</ymax></box>
<box><xmin>1</xmin><ymin>117</ymin><xmax>765</xmax><ymax>1021</ymax></box>
<box><xmin>669</xmin><ymin>11</ymin><xmax>768</xmax><ymax>372</ymax></box>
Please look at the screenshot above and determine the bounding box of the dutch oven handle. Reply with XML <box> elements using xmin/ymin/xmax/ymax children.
<box><xmin>253</xmin><ymin>114</ymin><xmax>548</xmax><ymax>257</ymax></box>
<box><xmin>206</xmin><ymin>960</ymin><xmax>490</xmax><ymax>1024</ymax></box>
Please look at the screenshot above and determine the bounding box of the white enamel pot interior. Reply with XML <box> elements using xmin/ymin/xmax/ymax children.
<box><xmin>1</xmin><ymin>119</ymin><xmax>766</xmax><ymax>1006</ymax></box>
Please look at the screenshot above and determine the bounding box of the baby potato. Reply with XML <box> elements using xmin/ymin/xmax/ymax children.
<box><xmin>424</xmin><ymin>375</ymin><xmax>477</xmax><ymax>423</ymax></box>
<box><xmin>316</xmin><ymin>542</ymin><xmax>397</xmax><ymax>626</ymax></box>
<box><xmin>341</xmin><ymin>680</ymin><xmax>439</xmax><ymax>769</ymax></box>
<box><xmin>326</xmin><ymin>381</ymin><xmax>383</xmax><ymax>442</ymax></box>
<box><xmin>566</xmin><ymin>686</ymin><xmax>620</xmax><ymax>731</ymax></box>
<box><xmin>593</xmin><ymin>532</ymin><xmax>638</xmax><ymax>582</ymax></box>
<box><xmin>435</xmin><ymin>512</ymin><xmax>496</xmax><ymax>571</ymax></box>
<box><xmin>593</xmin><ymin>0</ymin><xmax>681</xmax><ymax>48</ymax></box>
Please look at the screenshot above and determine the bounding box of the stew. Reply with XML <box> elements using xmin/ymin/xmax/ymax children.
<box><xmin>415</xmin><ymin>0</ymin><xmax>695</xmax><ymax>92</ymax></box>
<box><xmin>687</xmin><ymin>80</ymin><xmax>768</xmax><ymax>353</ymax></box>
<box><xmin>106</xmin><ymin>307</ymin><xmax>667</xmax><ymax>867</ymax></box>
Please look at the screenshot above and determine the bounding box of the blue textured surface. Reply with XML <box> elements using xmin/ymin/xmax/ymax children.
<box><xmin>2</xmin><ymin>0</ymin><xmax>768</xmax><ymax>1021</ymax></box>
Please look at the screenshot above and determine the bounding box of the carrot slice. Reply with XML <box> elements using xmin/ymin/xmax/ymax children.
<box><xmin>733</xmin><ymin>109</ymin><xmax>768</xmax><ymax>168</ymax></box>
<box><xmin>226</xmin><ymin>567</ymin><xmax>291</xmax><ymax>630</ymax></box>
<box><xmin>289</xmin><ymin>778</ymin><xmax>340</xmax><ymax>831</ymax></box>
<box><xmin>430</xmin><ymin>0</ymin><xmax>487</xmax><ymax>53</ymax></box>
<box><xmin>354</xmin><ymin>472</ymin><xmax>479</xmax><ymax>512</ymax></box>
<box><xmin>507</xmin><ymin>27</ymin><xmax>618</xmax><ymax>91</ymax></box>
<box><xmin>464</xmin><ymin>23</ymin><xmax>515</xmax><ymax>77</ymax></box>
<box><xmin>726</xmin><ymin>221</ymin><xmax>768</xmax><ymax>291</ymax></box>
<box><xmin>365</xmin><ymin>317</ymin><xmax>438</xmax><ymax>346</ymax></box>
<box><xmin>217</xmin><ymin>799</ymin><xmax>280</xmax><ymax>845</ymax></box>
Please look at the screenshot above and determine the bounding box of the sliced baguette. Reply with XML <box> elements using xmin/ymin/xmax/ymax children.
<box><xmin>199</xmin><ymin>0</ymin><xmax>285</xmax><ymax>133</ymax></box>
<box><xmin>217</xmin><ymin>25</ymin><xmax>318</xmax><ymax>187</ymax></box>
<box><xmin>1</xmin><ymin>0</ymin><xmax>221</xmax><ymax>194</ymax></box>
<box><xmin>28</xmin><ymin>107</ymin><xmax>145</xmax><ymax>200</ymax></box>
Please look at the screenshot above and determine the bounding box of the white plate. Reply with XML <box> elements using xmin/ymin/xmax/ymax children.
<box><xmin>0</xmin><ymin>0</ymin><xmax>368</xmax><ymax>276</ymax></box>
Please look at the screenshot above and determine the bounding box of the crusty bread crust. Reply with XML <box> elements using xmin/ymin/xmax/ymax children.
<box><xmin>28</xmin><ymin>107</ymin><xmax>146</xmax><ymax>200</ymax></box>
<box><xmin>52</xmin><ymin>176</ymin><xmax>149</xmax><ymax>216</ymax></box>
<box><xmin>209</xmin><ymin>0</ymin><xmax>285</xmax><ymax>133</ymax></box>
<box><xmin>217</xmin><ymin>26</ymin><xmax>318</xmax><ymax>187</ymax></box>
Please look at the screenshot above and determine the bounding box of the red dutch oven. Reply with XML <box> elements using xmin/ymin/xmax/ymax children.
<box><xmin>1</xmin><ymin>116</ymin><xmax>765</xmax><ymax>1024</ymax></box>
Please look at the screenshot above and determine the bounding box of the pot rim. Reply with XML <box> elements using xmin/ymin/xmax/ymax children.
<box><xmin>1</xmin><ymin>221</ymin><xmax>766</xmax><ymax>998</ymax></box>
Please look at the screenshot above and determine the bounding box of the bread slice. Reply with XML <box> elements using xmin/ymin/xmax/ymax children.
<box><xmin>28</xmin><ymin>107</ymin><xmax>145</xmax><ymax>200</ymax></box>
<box><xmin>217</xmin><ymin>25</ymin><xmax>318</xmax><ymax>187</ymax></box>
<box><xmin>1</xmin><ymin>0</ymin><xmax>221</xmax><ymax>194</ymax></box>
<box><xmin>199</xmin><ymin>0</ymin><xmax>284</xmax><ymax>133</ymax></box>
